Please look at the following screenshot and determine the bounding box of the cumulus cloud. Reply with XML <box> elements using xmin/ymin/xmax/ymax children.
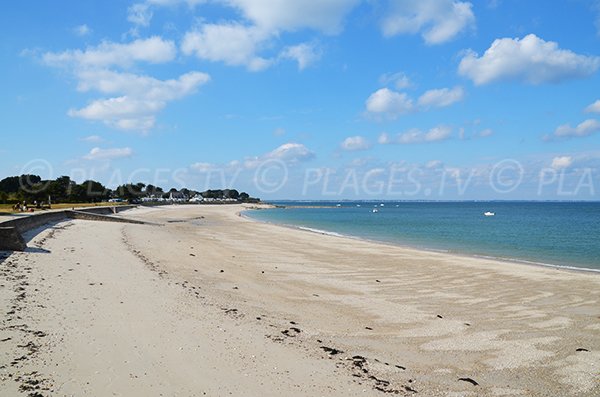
<box><xmin>75</xmin><ymin>69</ymin><xmax>210</xmax><ymax>100</ymax></box>
<box><xmin>366</xmin><ymin>86</ymin><xmax>464</xmax><ymax>118</ymax></box>
<box><xmin>224</xmin><ymin>0</ymin><xmax>359</xmax><ymax>34</ymax></box>
<box><xmin>83</xmin><ymin>147</ymin><xmax>133</xmax><ymax>160</ymax></box>
<box><xmin>551</xmin><ymin>156</ymin><xmax>573</xmax><ymax>170</ymax></box>
<box><xmin>417</xmin><ymin>86</ymin><xmax>464</xmax><ymax>108</ymax></box>
<box><xmin>178</xmin><ymin>1</ymin><xmax>360</xmax><ymax>70</ymax></box>
<box><xmin>379</xmin><ymin>126</ymin><xmax>452</xmax><ymax>144</ymax></box>
<box><xmin>365</xmin><ymin>88</ymin><xmax>413</xmax><ymax>119</ymax></box>
<box><xmin>182</xmin><ymin>24</ymin><xmax>325</xmax><ymax>71</ymax></box>
<box><xmin>381</xmin><ymin>0</ymin><xmax>475</xmax><ymax>44</ymax></box>
<box><xmin>550</xmin><ymin>119</ymin><xmax>600</xmax><ymax>139</ymax></box>
<box><xmin>73</xmin><ymin>24</ymin><xmax>92</xmax><ymax>36</ymax></box>
<box><xmin>478</xmin><ymin>128</ymin><xmax>493</xmax><ymax>137</ymax></box>
<box><xmin>341</xmin><ymin>136</ymin><xmax>371</xmax><ymax>151</ymax></box>
<box><xmin>265</xmin><ymin>142</ymin><xmax>314</xmax><ymax>163</ymax></box>
<box><xmin>379</xmin><ymin>72</ymin><xmax>412</xmax><ymax>90</ymax></box>
<box><xmin>458</xmin><ymin>34</ymin><xmax>600</xmax><ymax>85</ymax></box>
<box><xmin>68</xmin><ymin>71</ymin><xmax>210</xmax><ymax>131</ymax></box>
<box><xmin>189</xmin><ymin>162</ymin><xmax>217</xmax><ymax>172</ymax></box>
<box><xmin>128</xmin><ymin>3</ymin><xmax>153</xmax><ymax>27</ymax></box>
<box><xmin>279</xmin><ymin>42</ymin><xmax>321</xmax><ymax>70</ymax></box>
<box><xmin>42</xmin><ymin>36</ymin><xmax>208</xmax><ymax>132</ymax></box>
<box><xmin>181</xmin><ymin>23</ymin><xmax>272</xmax><ymax>71</ymax></box>
<box><xmin>585</xmin><ymin>100</ymin><xmax>600</xmax><ymax>114</ymax></box>
<box><xmin>124</xmin><ymin>0</ymin><xmax>357</xmax><ymax>71</ymax></box>
<box><xmin>43</xmin><ymin>36</ymin><xmax>176</xmax><ymax>69</ymax></box>
<box><xmin>81</xmin><ymin>135</ymin><xmax>103</xmax><ymax>143</ymax></box>
<box><xmin>244</xmin><ymin>142</ymin><xmax>314</xmax><ymax>168</ymax></box>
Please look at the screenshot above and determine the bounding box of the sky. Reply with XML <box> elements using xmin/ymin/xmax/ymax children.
<box><xmin>1</xmin><ymin>0</ymin><xmax>600</xmax><ymax>200</ymax></box>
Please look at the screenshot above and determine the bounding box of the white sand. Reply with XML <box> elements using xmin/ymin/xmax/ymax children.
<box><xmin>1</xmin><ymin>204</ymin><xmax>599</xmax><ymax>396</ymax></box>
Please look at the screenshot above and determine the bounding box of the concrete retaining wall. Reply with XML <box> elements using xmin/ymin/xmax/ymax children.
<box><xmin>1</xmin><ymin>211</ymin><xmax>70</xmax><ymax>234</ymax></box>
<box><xmin>0</xmin><ymin>227</ymin><xmax>27</xmax><ymax>251</ymax></box>
<box><xmin>66</xmin><ymin>210</ymin><xmax>146</xmax><ymax>225</ymax></box>
<box><xmin>0</xmin><ymin>205</ymin><xmax>139</xmax><ymax>251</ymax></box>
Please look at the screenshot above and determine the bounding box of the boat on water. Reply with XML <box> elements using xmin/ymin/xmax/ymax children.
<box><xmin>372</xmin><ymin>208</ymin><xmax>379</xmax><ymax>213</ymax></box>
<box><xmin>484</xmin><ymin>211</ymin><xmax>495</xmax><ymax>216</ymax></box>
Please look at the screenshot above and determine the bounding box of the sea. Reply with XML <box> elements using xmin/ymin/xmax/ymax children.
<box><xmin>245</xmin><ymin>201</ymin><xmax>600</xmax><ymax>272</ymax></box>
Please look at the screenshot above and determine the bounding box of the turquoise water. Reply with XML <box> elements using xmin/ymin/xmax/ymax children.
<box><xmin>246</xmin><ymin>201</ymin><xmax>600</xmax><ymax>271</ymax></box>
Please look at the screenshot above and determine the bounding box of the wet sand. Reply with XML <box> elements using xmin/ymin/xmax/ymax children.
<box><xmin>1</xmin><ymin>204</ymin><xmax>599</xmax><ymax>396</ymax></box>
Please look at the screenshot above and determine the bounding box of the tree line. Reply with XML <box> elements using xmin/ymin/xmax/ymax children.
<box><xmin>0</xmin><ymin>174</ymin><xmax>258</xmax><ymax>204</ymax></box>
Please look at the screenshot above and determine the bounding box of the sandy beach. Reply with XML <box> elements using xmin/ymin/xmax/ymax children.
<box><xmin>1</xmin><ymin>204</ymin><xmax>599</xmax><ymax>396</ymax></box>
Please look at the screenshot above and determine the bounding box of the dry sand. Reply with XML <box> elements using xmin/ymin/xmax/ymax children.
<box><xmin>1</xmin><ymin>204</ymin><xmax>599</xmax><ymax>396</ymax></box>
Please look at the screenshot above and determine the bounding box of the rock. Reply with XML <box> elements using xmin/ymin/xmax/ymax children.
<box><xmin>321</xmin><ymin>346</ymin><xmax>343</xmax><ymax>355</ymax></box>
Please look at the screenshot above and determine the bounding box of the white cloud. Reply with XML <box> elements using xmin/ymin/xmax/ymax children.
<box><xmin>366</xmin><ymin>86</ymin><xmax>464</xmax><ymax>118</ymax></box>
<box><xmin>147</xmin><ymin>0</ymin><xmax>206</xmax><ymax>6</ymax></box>
<box><xmin>458</xmin><ymin>34</ymin><xmax>600</xmax><ymax>85</ymax></box>
<box><xmin>417</xmin><ymin>86</ymin><xmax>464</xmax><ymax>108</ymax></box>
<box><xmin>68</xmin><ymin>71</ymin><xmax>210</xmax><ymax>131</ymax></box>
<box><xmin>178</xmin><ymin>1</ymin><xmax>359</xmax><ymax>71</ymax></box>
<box><xmin>190</xmin><ymin>162</ymin><xmax>217</xmax><ymax>172</ymax></box>
<box><xmin>75</xmin><ymin>69</ymin><xmax>210</xmax><ymax>100</ymax></box>
<box><xmin>43</xmin><ymin>36</ymin><xmax>177</xmax><ymax>69</ymax></box>
<box><xmin>341</xmin><ymin>136</ymin><xmax>371</xmax><ymax>151</ymax></box>
<box><xmin>378</xmin><ymin>132</ymin><xmax>391</xmax><ymax>144</ymax></box>
<box><xmin>584</xmin><ymin>100</ymin><xmax>600</xmax><ymax>114</ymax></box>
<box><xmin>128</xmin><ymin>3</ymin><xmax>153</xmax><ymax>27</ymax></box>
<box><xmin>551</xmin><ymin>156</ymin><xmax>573</xmax><ymax>170</ymax></box>
<box><xmin>382</xmin><ymin>0</ymin><xmax>475</xmax><ymax>44</ymax></box>
<box><xmin>379</xmin><ymin>126</ymin><xmax>452</xmax><ymax>144</ymax></box>
<box><xmin>81</xmin><ymin>135</ymin><xmax>103</xmax><ymax>143</ymax></box>
<box><xmin>379</xmin><ymin>72</ymin><xmax>411</xmax><ymax>90</ymax></box>
<box><xmin>552</xmin><ymin>119</ymin><xmax>600</xmax><ymax>139</ymax></box>
<box><xmin>266</xmin><ymin>142</ymin><xmax>314</xmax><ymax>162</ymax></box>
<box><xmin>478</xmin><ymin>128</ymin><xmax>493</xmax><ymax>137</ymax></box>
<box><xmin>244</xmin><ymin>142</ymin><xmax>314</xmax><ymax>168</ymax></box>
<box><xmin>426</xmin><ymin>159</ymin><xmax>444</xmax><ymax>169</ymax></box>
<box><xmin>182</xmin><ymin>23</ymin><xmax>271</xmax><ymax>71</ymax></box>
<box><xmin>83</xmin><ymin>147</ymin><xmax>133</xmax><ymax>160</ymax></box>
<box><xmin>73</xmin><ymin>24</ymin><xmax>92</xmax><ymax>36</ymax></box>
<box><xmin>224</xmin><ymin>0</ymin><xmax>359</xmax><ymax>34</ymax></box>
<box><xmin>365</xmin><ymin>88</ymin><xmax>413</xmax><ymax>119</ymax></box>
<box><xmin>279</xmin><ymin>43</ymin><xmax>321</xmax><ymax>70</ymax></box>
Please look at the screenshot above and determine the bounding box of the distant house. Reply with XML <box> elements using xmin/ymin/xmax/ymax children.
<box><xmin>189</xmin><ymin>195</ymin><xmax>203</xmax><ymax>203</ymax></box>
<box><xmin>168</xmin><ymin>191</ymin><xmax>188</xmax><ymax>202</ymax></box>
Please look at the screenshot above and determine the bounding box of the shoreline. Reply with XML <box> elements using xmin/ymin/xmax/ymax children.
<box><xmin>240</xmin><ymin>208</ymin><xmax>600</xmax><ymax>276</ymax></box>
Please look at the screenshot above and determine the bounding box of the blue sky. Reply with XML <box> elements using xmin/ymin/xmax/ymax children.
<box><xmin>2</xmin><ymin>0</ymin><xmax>600</xmax><ymax>199</ymax></box>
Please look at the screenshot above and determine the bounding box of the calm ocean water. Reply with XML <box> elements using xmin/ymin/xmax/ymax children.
<box><xmin>246</xmin><ymin>201</ymin><xmax>600</xmax><ymax>271</ymax></box>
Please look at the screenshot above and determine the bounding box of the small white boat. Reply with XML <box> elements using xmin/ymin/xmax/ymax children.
<box><xmin>336</xmin><ymin>204</ymin><xmax>341</xmax><ymax>207</ymax></box>
<box><xmin>380</xmin><ymin>203</ymin><xmax>384</xmax><ymax>207</ymax></box>
<box><xmin>484</xmin><ymin>211</ymin><xmax>495</xmax><ymax>217</ymax></box>
<box><xmin>356</xmin><ymin>204</ymin><xmax>361</xmax><ymax>207</ymax></box>
<box><xmin>372</xmin><ymin>208</ymin><xmax>379</xmax><ymax>213</ymax></box>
